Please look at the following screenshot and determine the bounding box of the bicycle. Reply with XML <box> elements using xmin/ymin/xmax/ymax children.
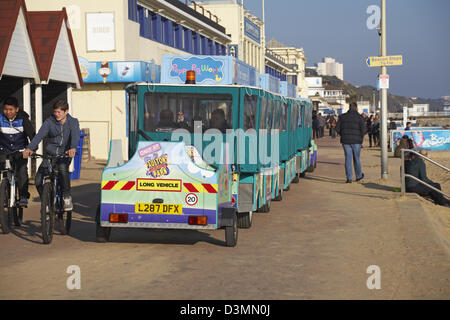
<box><xmin>32</xmin><ymin>153</ymin><xmax>74</xmax><ymax>244</ymax></box>
<box><xmin>0</xmin><ymin>151</ymin><xmax>26</xmax><ymax>234</ymax></box>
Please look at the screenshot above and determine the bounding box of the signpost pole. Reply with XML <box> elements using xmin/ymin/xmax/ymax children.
<box><xmin>380</xmin><ymin>0</ymin><xmax>389</xmax><ymax>180</ymax></box>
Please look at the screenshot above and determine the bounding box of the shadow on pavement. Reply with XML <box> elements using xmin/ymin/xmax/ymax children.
<box><xmin>332</xmin><ymin>190</ymin><xmax>395</xmax><ymax>200</ymax></box>
<box><xmin>317</xmin><ymin>161</ymin><xmax>341</xmax><ymax>166</ymax></box>
<box><xmin>304</xmin><ymin>175</ymin><xmax>346</xmax><ymax>184</ymax></box>
<box><xmin>9</xmin><ymin>220</ymin><xmax>45</xmax><ymax>245</ymax></box>
<box><xmin>362</xmin><ymin>182</ymin><xmax>396</xmax><ymax>192</ymax></box>
<box><xmin>108</xmin><ymin>228</ymin><xmax>226</xmax><ymax>246</ymax></box>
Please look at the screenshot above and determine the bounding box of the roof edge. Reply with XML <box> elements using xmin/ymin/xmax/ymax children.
<box><xmin>0</xmin><ymin>0</ymin><xmax>22</xmax><ymax>75</ymax></box>
<box><xmin>62</xmin><ymin>7</ymin><xmax>83</xmax><ymax>88</ymax></box>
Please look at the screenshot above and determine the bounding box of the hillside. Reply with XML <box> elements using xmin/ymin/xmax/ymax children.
<box><xmin>320</xmin><ymin>75</ymin><xmax>443</xmax><ymax>113</ymax></box>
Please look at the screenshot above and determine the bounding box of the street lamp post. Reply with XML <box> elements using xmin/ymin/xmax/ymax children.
<box><xmin>380</xmin><ymin>0</ymin><xmax>389</xmax><ymax>180</ymax></box>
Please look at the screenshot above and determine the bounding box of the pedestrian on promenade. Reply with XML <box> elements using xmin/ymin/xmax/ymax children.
<box><xmin>367</xmin><ymin>115</ymin><xmax>375</xmax><ymax>147</ymax></box>
<box><xmin>373</xmin><ymin>113</ymin><xmax>380</xmax><ymax>146</ymax></box>
<box><xmin>388</xmin><ymin>118</ymin><xmax>397</xmax><ymax>149</ymax></box>
<box><xmin>405</xmin><ymin>122</ymin><xmax>412</xmax><ymax>131</ymax></box>
<box><xmin>318</xmin><ymin>113</ymin><xmax>326</xmax><ymax>138</ymax></box>
<box><xmin>335</xmin><ymin>102</ymin><xmax>367</xmax><ymax>183</ymax></box>
<box><xmin>312</xmin><ymin>111</ymin><xmax>320</xmax><ymax>139</ymax></box>
<box><xmin>405</xmin><ymin>149</ymin><xmax>450</xmax><ymax>207</ymax></box>
<box><xmin>388</xmin><ymin>118</ymin><xmax>397</xmax><ymax>131</ymax></box>
<box><xmin>326</xmin><ymin>115</ymin><xmax>331</xmax><ymax>136</ymax></box>
<box><xmin>330</xmin><ymin>115</ymin><xmax>337</xmax><ymax>138</ymax></box>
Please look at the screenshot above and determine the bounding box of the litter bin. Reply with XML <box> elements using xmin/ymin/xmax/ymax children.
<box><xmin>70</xmin><ymin>130</ymin><xmax>87</xmax><ymax>180</ymax></box>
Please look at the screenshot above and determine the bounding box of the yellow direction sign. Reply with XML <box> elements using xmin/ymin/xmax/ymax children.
<box><xmin>366</xmin><ymin>55</ymin><xmax>403</xmax><ymax>67</ymax></box>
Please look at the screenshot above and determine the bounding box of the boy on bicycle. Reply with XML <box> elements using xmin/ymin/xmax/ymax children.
<box><xmin>0</xmin><ymin>97</ymin><xmax>36</xmax><ymax>207</ymax></box>
<box><xmin>23</xmin><ymin>100</ymin><xmax>80</xmax><ymax>211</ymax></box>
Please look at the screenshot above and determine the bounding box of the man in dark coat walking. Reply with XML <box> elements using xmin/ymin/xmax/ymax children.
<box><xmin>335</xmin><ymin>102</ymin><xmax>367</xmax><ymax>183</ymax></box>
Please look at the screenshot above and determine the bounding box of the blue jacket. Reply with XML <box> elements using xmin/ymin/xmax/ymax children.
<box><xmin>28</xmin><ymin>114</ymin><xmax>80</xmax><ymax>156</ymax></box>
<box><xmin>0</xmin><ymin>110</ymin><xmax>35</xmax><ymax>153</ymax></box>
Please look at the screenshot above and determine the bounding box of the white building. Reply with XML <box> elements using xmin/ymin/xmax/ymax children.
<box><xmin>409</xmin><ymin>104</ymin><xmax>429</xmax><ymax>117</ymax></box>
<box><xmin>305</xmin><ymin>77</ymin><xmax>324</xmax><ymax>97</ymax></box>
<box><xmin>266</xmin><ymin>38</ymin><xmax>308</xmax><ymax>98</ymax></box>
<box><xmin>27</xmin><ymin>0</ymin><xmax>231</xmax><ymax>160</ymax></box>
<box><xmin>356</xmin><ymin>100</ymin><xmax>371</xmax><ymax>115</ymax></box>
<box><xmin>316</xmin><ymin>57</ymin><xmax>343</xmax><ymax>80</ymax></box>
<box><xmin>323</xmin><ymin>85</ymin><xmax>343</xmax><ymax>100</ymax></box>
<box><xmin>323</xmin><ymin>85</ymin><xmax>347</xmax><ymax>113</ymax></box>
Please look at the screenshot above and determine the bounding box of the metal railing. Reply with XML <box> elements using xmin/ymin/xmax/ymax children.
<box><xmin>400</xmin><ymin>149</ymin><xmax>450</xmax><ymax>199</ymax></box>
<box><xmin>389</xmin><ymin>111</ymin><xmax>450</xmax><ymax>119</ymax></box>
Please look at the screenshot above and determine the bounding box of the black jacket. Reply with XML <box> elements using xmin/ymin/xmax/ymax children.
<box><xmin>0</xmin><ymin>110</ymin><xmax>35</xmax><ymax>153</ymax></box>
<box><xmin>405</xmin><ymin>157</ymin><xmax>432</xmax><ymax>190</ymax></box>
<box><xmin>335</xmin><ymin>110</ymin><xmax>367</xmax><ymax>144</ymax></box>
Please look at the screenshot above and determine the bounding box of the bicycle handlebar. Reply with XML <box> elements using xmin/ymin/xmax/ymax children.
<box><xmin>1</xmin><ymin>150</ymin><xmax>25</xmax><ymax>157</ymax></box>
<box><xmin>30</xmin><ymin>153</ymin><xmax>78</xmax><ymax>160</ymax></box>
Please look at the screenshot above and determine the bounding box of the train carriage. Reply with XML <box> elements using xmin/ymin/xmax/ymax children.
<box><xmin>96</xmin><ymin>71</ymin><xmax>315</xmax><ymax>247</ymax></box>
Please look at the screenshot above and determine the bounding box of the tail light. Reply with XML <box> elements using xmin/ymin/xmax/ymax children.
<box><xmin>188</xmin><ymin>216</ymin><xmax>207</xmax><ymax>226</ymax></box>
<box><xmin>109</xmin><ymin>213</ymin><xmax>128</xmax><ymax>223</ymax></box>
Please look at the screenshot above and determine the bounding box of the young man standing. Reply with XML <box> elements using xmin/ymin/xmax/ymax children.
<box><xmin>335</xmin><ymin>102</ymin><xmax>367</xmax><ymax>183</ymax></box>
<box><xmin>23</xmin><ymin>100</ymin><xmax>80</xmax><ymax>210</ymax></box>
<box><xmin>0</xmin><ymin>97</ymin><xmax>35</xmax><ymax>207</ymax></box>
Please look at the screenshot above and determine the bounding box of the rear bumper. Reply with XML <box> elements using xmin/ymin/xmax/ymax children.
<box><xmin>101</xmin><ymin>221</ymin><xmax>216</xmax><ymax>230</ymax></box>
<box><xmin>101</xmin><ymin>203</ymin><xmax>217</xmax><ymax>224</ymax></box>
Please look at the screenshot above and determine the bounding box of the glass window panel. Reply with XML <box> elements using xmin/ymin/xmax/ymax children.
<box><xmin>143</xmin><ymin>93</ymin><xmax>232</xmax><ymax>133</ymax></box>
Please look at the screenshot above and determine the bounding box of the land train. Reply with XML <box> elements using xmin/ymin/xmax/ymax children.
<box><xmin>96</xmin><ymin>82</ymin><xmax>317</xmax><ymax>246</ymax></box>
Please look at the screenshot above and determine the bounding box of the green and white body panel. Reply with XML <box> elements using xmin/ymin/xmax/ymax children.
<box><xmin>99</xmin><ymin>141</ymin><xmax>233</xmax><ymax>230</ymax></box>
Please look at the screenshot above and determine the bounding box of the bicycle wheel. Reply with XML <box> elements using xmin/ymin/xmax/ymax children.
<box><xmin>58</xmin><ymin>211</ymin><xmax>72</xmax><ymax>235</ymax></box>
<box><xmin>41</xmin><ymin>183</ymin><xmax>55</xmax><ymax>244</ymax></box>
<box><xmin>0</xmin><ymin>180</ymin><xmax>11</xmax><ymax>234</ymax></box>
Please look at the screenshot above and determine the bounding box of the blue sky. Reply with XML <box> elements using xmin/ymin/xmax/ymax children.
<box><xmin>241</xmin><ymin>0</ymin><xmax>450</xmax><ymax>99</ymax></box>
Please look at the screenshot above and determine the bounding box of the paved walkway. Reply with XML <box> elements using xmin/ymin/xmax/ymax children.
<box><xmin>0</xmin><ymin>136</ymin><xmax>448</xmax><ymax>299</ymax></box>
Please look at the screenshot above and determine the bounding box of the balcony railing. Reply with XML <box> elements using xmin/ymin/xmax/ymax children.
<box><xmin>179</xmin><ymin>0</ymin><xmax>220</xmax><ymax>24</ymax></box>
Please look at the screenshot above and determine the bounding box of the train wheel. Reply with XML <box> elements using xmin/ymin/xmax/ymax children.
<box><xmin>274</xmin><ymin>189</ymin><xmax>282</xmax><ymax>201</ymax></box>
<box><xmin>300</xmin><ymin>172</ymin><xmax>306</xmax><ymax>178</ymax></box>
<box><xmin>95</xmin><ymin>205</ymin><xmax>111</xmax><ymax>243</ymax></box>
<box><xmin>225</xmin><ymin>211</ymin><xmax>238</xmax><ymax>247</ymax></box>
<box><xmin>293</xmin><ymin>174</ymin><xmax>300</xmax><ymax>184</ymax></box>
<box><xmin>257</xmin><ymin>198</ymin><xmax>266</xmax><ymax>212</ymax></box>
<box><xmin>237</xmin><ymin>211</ymin><xmax>252</xmax><ymax>229</ymax></box>
<box><xmin>262</xmin><ymin>198</ymin><xmax>271</xmax><ymax>213</ymax></box>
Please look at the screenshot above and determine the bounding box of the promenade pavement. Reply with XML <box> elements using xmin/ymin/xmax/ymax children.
<box><xmin>0</xmin><ymin>136</ymin><xmax>448</xmax><ymax>299</ymax></box>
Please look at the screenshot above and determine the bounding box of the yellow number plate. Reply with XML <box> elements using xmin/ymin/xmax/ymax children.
<box><xmin>135</xmin><ymin>203</ymin><xmax>182</xmax><ymax>215</ymax></box>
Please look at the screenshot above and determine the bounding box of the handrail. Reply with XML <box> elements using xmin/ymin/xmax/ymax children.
<box><xmin>400</xmin><ymin>148</ymin><xmax>450</xmax><ymax>199</ymax></box>
<box><xmin>401</xmin><ymin>149</ymin><xmax>450</xmax><ymax>173</ymax></box>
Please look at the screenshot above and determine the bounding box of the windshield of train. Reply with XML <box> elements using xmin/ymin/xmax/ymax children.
<box><xmin>143</xmin><ymin>93</ymin><xmax>233</xmax><ymax>133</ymax></box>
